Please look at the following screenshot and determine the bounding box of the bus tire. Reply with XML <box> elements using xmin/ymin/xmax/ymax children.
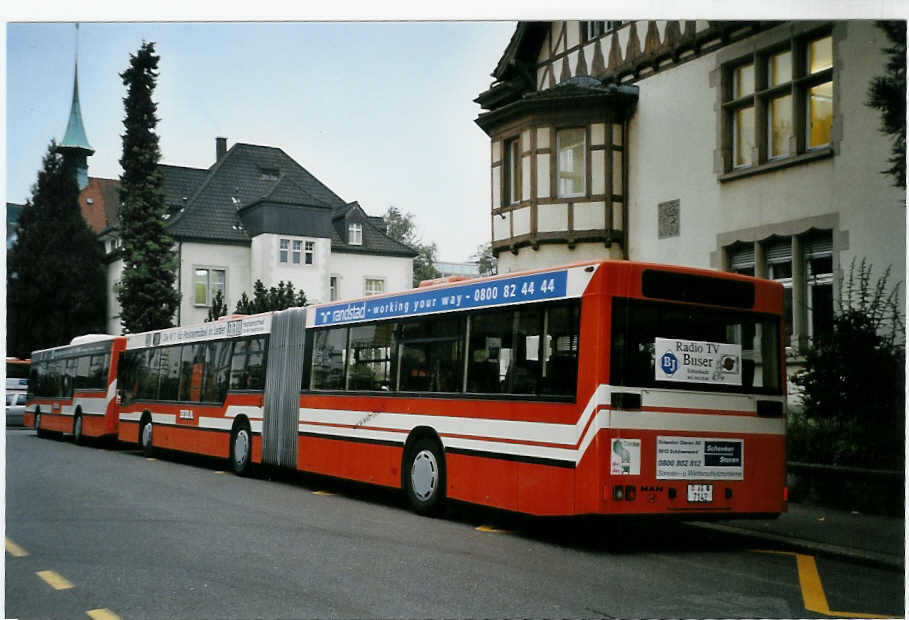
<box><xmin>404</xmin><ymin>437</ymin><xmax>446</xmax><ymax>516</ymax></box>
<box><xmin>139</xmin><ymin>418</ymin><xmax>155</xmax><ymax>458</ymax></box>
<box><xmin>73</xmin><ymin>414</ymin><xmax>84</xmax><ymax>445</ymax></box>
<box><xmin>230</xmin><ymin>421</ymin><xmax>252</xmax><ymax>476</ymax></box>
<box><xmin>35</xmin><ymin>412</ymin><xmax>48</xmax><ymax>439</ymax></box>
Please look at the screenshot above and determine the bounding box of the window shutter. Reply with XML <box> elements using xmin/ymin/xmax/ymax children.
<box><xmin>804</xmin><ymin>231</ymin><xmax>833</xmax><ymax>256</ymax></box>
<box><xmin>765</xmin><ymin>238</ymin><xmax>792</xmax><ymax>263</ymax></box>
<box><xmin>728</xmin><ymin>244</ymin><xmax>755</xmax><ymax>270</ymax></box>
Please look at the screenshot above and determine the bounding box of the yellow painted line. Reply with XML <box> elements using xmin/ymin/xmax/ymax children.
<box><xmin>314</xmin><ymin>490</ymin><xmax>336</xmax><ymax>496</ymax></box>
<box><xmin>36</xmin><ymin>570</ymin><xmax>74</xmax><ymax>590</ymax></box>
<box><xmin>145</xmin><ymin>458</ymin><xmax>157</xmax><ymax>461</ymax></box>
<box><xmin>86</xmin><ymin>609</ymin><xmax>121</xmax><ymax>620</ymax></box>
<box><xmin>476</xmin><ymin>525</ymin><xmax>512</xmax><ymax>534</ymax></box>
<box><xmin>6</xmin><ymin>538</ymin><xmax>29</xmax><ymax>557</ymax></box>
<box><xmin>214</xmin><ymin>471</ymin><xmax>226</xmax><ymax>475</ymax></box>
<box><xmin>756</xmin><ymin>550</ymin><xmax>891</xmax><ymax>618</ymax></box>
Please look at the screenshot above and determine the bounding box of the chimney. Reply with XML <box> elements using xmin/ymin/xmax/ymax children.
<box><xmin>216</xmin><ymin>137</ymin><xmax>227</xmax><ymax>162</ymax></box>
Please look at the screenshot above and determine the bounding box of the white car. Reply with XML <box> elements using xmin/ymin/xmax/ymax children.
<box><xmin>6</xmin><ymin>391</ymin><xmax>27</xmax><ymax>427</ymax></box>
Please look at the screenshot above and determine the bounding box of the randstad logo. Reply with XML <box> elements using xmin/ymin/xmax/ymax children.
<box><xmin>660</xmin><ymin>351</ymin><xmax>679</xmax><ymax>375</ymax></box>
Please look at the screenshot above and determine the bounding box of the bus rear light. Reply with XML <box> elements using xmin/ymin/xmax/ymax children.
<box><xmin>612</xmin><ymin>485</ymin><xmax>624</xmax><ymax>501</ymax></box>
<box><xmin>667</xmin><ymin>488</ymin><xmax>677</xmax><ymax>500</ymax></box>
<box><xmin>784</xmin><ymin>486</ymin><xmax>789</xmax><ymax>502</ymax></box>
<box><xmin>724</xmin><ymin>487</ymin><xmax>733</xmax><ymax>500</ymax></box>
<box><xmin>624</xmin><ymin>485</ymin><xmax>636</xmax><ymax>501</ymax></box>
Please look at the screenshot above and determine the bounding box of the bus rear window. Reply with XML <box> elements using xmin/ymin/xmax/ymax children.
<box><xmin>611</xmin><ymin>298</ymin><xmax>781</xmax><ymax>394</ymax></box>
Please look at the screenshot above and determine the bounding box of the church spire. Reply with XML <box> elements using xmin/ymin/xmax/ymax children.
<box><xmin>58</xmin><ymin>24</ymin><xmax>93</xmax><ymax>190</ymax></box>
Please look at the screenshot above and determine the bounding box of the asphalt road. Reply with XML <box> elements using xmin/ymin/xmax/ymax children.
<box><xmin>6</xmin><ymin>428</ymin><xmax>904</xmax><ymax>619</ymax></box>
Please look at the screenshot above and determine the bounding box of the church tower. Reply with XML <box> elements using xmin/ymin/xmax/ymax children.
<box><xmin>57</xmin><ymin>27</ymin><xmax>93</xmax><ymax>191</ymax></box>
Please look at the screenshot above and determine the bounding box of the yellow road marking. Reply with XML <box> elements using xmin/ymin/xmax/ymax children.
<box><xmin>36</xmin><ymin>570</ymin><xmax>74</xmax><ymax>590</ymax></box>
<box><xmin>145</xmin><ymin>458</ymin><xmax>157</xmax><ymax>461</ymax></box>
<box><xmin>214</xmin><ymin>471</ymin><xmax>225</xmax><ymax>475</ymax></box>
<box><xmin>87</xmin><ymin>609</ymin><xmax>121</xmax><ymax>620</ymax></box>
<box><xmin>314</xmin><ymin>490</ymin><xmax>336</xmax><ymax>496</ymax></box>
<box><xmin>6</xmin><ymin>538</ymin><xmax>29</xmax><ymax>557</ymax></box>
<box><xmin>476</xmin><ymin>525</ymin><xmax>512</xmax><ymax>534</ymax></box>
<box><xmin>756</xmin><ymin>550</ymin><xmax>891</xmax><ymax>618</ymax></box>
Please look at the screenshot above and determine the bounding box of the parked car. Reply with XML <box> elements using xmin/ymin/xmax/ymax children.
<box><xmin>6</xmin><ymin>391</ymin><xmax>27</xmax><ymax>427</ymax></box>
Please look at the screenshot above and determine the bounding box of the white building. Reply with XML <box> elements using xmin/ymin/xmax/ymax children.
<box><xmin>76</xmin><ymin>138</ymin><xmax>415</xmax><ymax>334</ymax></box>
<box><xmin>475</xmin><ymin>20</ymin><xmax>905</xmax><ymax>357</ymax></box>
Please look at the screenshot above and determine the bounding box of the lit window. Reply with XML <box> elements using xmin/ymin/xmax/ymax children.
<box><xmin>808</xmin><ymin>81</ymin><xmax>833</xmax><ymax>148</ymax></box>
<box><xmin>557</xmin><ymin>128</ymin><xmax>586</xmax><ymax>198</ymax></box>
<box><xmin>365</xmin><ymin>278</ymin><xmax>384</xmax><ymax>297</ymax></box>
<box><xmin>721</xmin><ymin>31</ymin><xmax>834</xmax><ymax>174</ymax></box>
<box><xmin>194</xmin><ymin>267</ymin><xmax>226</xmax><ymax>306</ymax></box>
<box><xmin>349</xmin><ymin>223</ymin><xmax>363</xmax><ymax>246</ymax></box>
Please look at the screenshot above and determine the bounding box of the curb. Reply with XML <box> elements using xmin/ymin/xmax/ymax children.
<box><xmin>689</xmin><ymin>521</ymin><xmax>904</xmax><ymax>572</ymax></box>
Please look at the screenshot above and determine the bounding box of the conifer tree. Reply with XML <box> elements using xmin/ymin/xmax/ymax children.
<box><xmin>867</xmin><ymin>20</ymin><xmax>907</xmax><ymax>189</ymax></box>
<box><xmin>117</xmin><ymin>41</ymin><xmax>179</xmax><ymax>333</ymax></box>
<box><xmin>6</xmin><ymin>141</ymin><xmax>106</xmax><ymax>357</ymax></box>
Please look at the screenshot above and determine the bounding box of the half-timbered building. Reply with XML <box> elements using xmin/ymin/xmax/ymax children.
<box><xmin>475</xmin><ymin>20</ymin><xmax>905</xmax><ymax>359</ymax></box>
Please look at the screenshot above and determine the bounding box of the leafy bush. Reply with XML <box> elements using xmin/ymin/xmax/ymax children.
<box><xmin>791</xmin><ymin>259</ymin><xmax>904</xmax><ymax>469</ymax></box>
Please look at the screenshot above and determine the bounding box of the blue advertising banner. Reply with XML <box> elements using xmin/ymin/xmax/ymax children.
<box><xmin>314</xmin><ymin>270</ymin><xmax>569</xmax><ymax>327</ymax></box>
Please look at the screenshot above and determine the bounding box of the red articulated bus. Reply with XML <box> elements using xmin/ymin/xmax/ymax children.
<box><xmin>111</xmin><ymin>260</ymin><xmax>787</xmax><ymax>518</ymax></box>
<box><xmin>25</xmin><ymin>335</ymin><xmax>127</xmax><ymax>441</ymax></box>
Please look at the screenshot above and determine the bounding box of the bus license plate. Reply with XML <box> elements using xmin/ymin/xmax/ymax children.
<box><xmin>687</xmin><ymin>484</ymin><xmax>713</xmax><ymax>503</ymax></box>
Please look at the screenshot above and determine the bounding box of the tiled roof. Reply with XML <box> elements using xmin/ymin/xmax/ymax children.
<box><xmin>166</xmin><ymin>143</ymin><xmax>346</xmax><ymax>242</ymax></box>
<box><xmin>80</xmin><ymin>140</ymin><xmax>414</xmax><ymax>258</ymax></box>
<box><xmin>331</xmin><ymin>202</ymin><xmax>417</xmax><ymax>257</ymax></box>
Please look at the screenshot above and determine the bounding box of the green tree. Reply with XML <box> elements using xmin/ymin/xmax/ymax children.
<box><xmin>791</xmin><ymin>259</ymin><xmax>905</xmax><ymax>468</ymax></box>
<box><xmin>117</xmin><ymin>41</ymin><xmax>180</xmax><ymax>333</ymax></box>
<box><xmin>235</xmin><ymin>280</ymin><xmax>307</xmax><ymax>314</ymax></box>
<box><xmin>383</xmin><ymin>205</ymin><xmax>441</xmax><ymax>286</ymax></box>
<box><xmin>471</xmin><ymin>242</ymin><xmax>497</xmax><ymax>276</ymax></box>
<box><xmin>6</xmin><ymin>141</ymin><xmax>106</xmax><ymax>357</ymax></box>
<box><xmin>866</xmin><ymin>20</ymin><xmax>906</xmax><ymax>189</ymax></box>
<box><xmin>206</xmin><ymin>290</ymin><xmax>228</xmax><ymax>322</ymax></box>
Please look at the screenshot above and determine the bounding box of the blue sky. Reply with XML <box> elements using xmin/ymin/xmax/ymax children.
<box><xmin>6</xmin><ymin>21</ymin><xmax>516</xmax><ymax>262</ymax></box>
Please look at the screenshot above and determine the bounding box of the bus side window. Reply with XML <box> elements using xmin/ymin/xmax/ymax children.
<box><xmin>246</xmin><ymin>337</ymin><xmax>268</xmax><ymax>391</ymax></box>
<box><xmin>158</xmin><ymin>346</ymin><xmax>182</xmax><ymax>401</ymax></box>
<box><xmin>138</xmin><ymin>348</ymin><xmax>163</xmax><ymax>401</ymax></box>
<box><xmin>63</xmin><ymin>358</ymin><xmax>77</xmax><ymax>398</ymax></box>
<box><xmin>178</xmin><ymin>344</ymin><xmax>203</xmax><ymax>401</ymax></box>
<box><xmin>202</xmin><ymin>339</ymin><xmax>233</xmax><ymax>402</ymax></box>
<box><xmin>230</xmin><ymin>339</ymin><xmax>250</xmax><ymax>390</ymax></box>
<box><xmin>311</xmin><ymin>328</ymin><xmax>348</xmax><ymax>390</ymax></box>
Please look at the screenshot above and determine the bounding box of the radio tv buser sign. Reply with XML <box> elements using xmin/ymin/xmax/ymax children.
<box><xmin>654</xmin><ymin>338</ymin><xmax>742</xmax><ymax>386</ymax></box>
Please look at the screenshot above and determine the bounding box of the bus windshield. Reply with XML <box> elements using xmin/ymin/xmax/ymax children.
<box><xmin>611</xmin><ymin>298</ymin><xmax>782</xmax><ymax>394</ymax></box>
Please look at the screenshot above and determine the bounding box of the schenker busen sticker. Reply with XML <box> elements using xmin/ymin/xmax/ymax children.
<box><xmin>654</xmin><ymin>338</ymin><xmax>742</xmax><ymax>386</ymax></box>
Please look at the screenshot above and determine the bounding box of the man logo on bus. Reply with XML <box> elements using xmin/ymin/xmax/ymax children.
<box><xmin>660</xmin><ymin>351</ymin><xmax>679</xmax><ymax>375</ymax></box>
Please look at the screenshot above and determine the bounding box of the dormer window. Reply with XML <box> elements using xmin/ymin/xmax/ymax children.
<box><xmin>348</xmin><ymin>223</ymin><xmax>363</xmax><ymax>246</ymax></box>
<box><xmin>259</xmin><ymin>167</ymin><xmax>280</xmax><ymax>181</ymax></box>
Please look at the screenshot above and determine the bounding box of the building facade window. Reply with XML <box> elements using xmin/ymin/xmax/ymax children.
<box><xmin>305</xmin><ymin>241</ymin><xmax>314</xmax><ymax>265</ymax></box>
<box><xmin>349</xmin><ymin>223</ymin><xmax>363</xmax><ymax>246</ymax></box>
<box><xmin>364</xmin><ymin>278</ymin><xmax>385</xmax><ymax>297</ymax></box>
<box><xmin>279</xmin><ymin>239</ymin><xmax>289</xmax><ymax>263</ymax></box>
<box><xmin>557</xmin><ymin>128</ymin><xmax>586</xmax><ymax>198</ymax></box>
<box><xmin>581</xmin><ymin>21</ymin><xmax>605</xmax><ymax>42</ymax></box>
<box><xmin>723</xmin><ymin>229</ymin><xmax>833</xmax><ymax>347</ymax></box>
<box><xmin>721</xmin><ymin>28</ymin><xmax>834</xmax><ymax>176</ymax></box>
<box><xmin>329</xmin><ymin>276</ymin><xmax>339</xmax><ymax>301</ymax></box>
<box><xmin>503</xmin><ymin>137</ymin><xmax>520</xmax><ymax>205</ymax></box>
<box><xmin>194</xmin><ymin>267</ymin><xmax>226</xmax><ymax>307</ymax></box>
<box><xmin>292</xmin><ymin>240</ymin><xmax>302</xmax><ymax>264</ymax></box>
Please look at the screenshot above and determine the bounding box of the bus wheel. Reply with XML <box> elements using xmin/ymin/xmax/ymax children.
<box><xmin>73</xmin><ymin>415</ymin><xmax>84</xmax><ymax>445</ymax></box>
<box><xmin>35</xmin><ymin>412</ymin><xmax>48</xmax><ymax>439</ymax></box>
<box><xmin>230</xmin><ymin>422</ymin><xmax>252</xmax><ymax>476</ymax></box>
<box><xmin>139</xmin><ymin>419</ymin><xmax>155</xmax><ymax>457</ymax></box>
<box><xmin>404</xmin><ymin>437</ymin><xmax>446</xmax><ymax>516</ymax></box>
